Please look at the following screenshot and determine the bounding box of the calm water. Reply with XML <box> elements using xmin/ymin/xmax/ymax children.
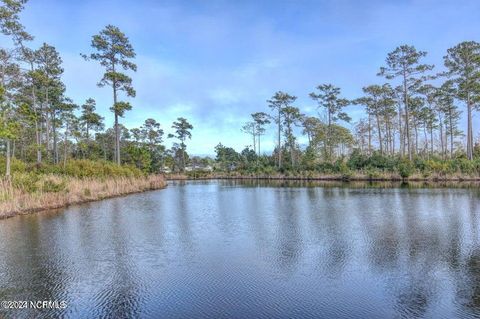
<box><xmin>0</xmin><ymin>180</ymin><xmax>480</xmax><ymax>319</ymax></box>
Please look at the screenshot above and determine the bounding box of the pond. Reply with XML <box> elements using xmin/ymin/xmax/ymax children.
<box><xmin>0</xmin><ymin>180</ymin><xmax>479</xmax><ymax>318</ymax></box>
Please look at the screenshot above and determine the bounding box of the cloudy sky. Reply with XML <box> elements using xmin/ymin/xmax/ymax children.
<box><xmin>9</xmin><ymin>0</ymin><xmax>480</xmax><ymax>155</ymax></box>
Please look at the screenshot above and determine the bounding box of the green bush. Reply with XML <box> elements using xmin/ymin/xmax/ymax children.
<box><xmin>0</xmin><ymin>157</ymin><xmax>27</xmax><ymax>174</ymax></box>
<box><xmin>397</xmin><ymin>160</ymin><xmax>414</xmax><ymax>179</ymax></box>
<box><xmin>366</xmin><ymin>152</ymin><xmax>392</xmax><ymax>170</ymax></box>
<box><xmin>60</xmin><ymin>160</ymin><xmax>143</xmax><ymax>178</ymax></box>
<box><xmin>366</xmin><ymin>168</ymin><xmax>382</xmax><ymax>179</ymax></box>
<box><xmin>347</xmin><ymin>149</ymin><xmax>367</xmax><ymax>170</ymax></box>
<box><xmin>41</xmin><ymin>178</ymin><xmax>67</xmax><ymax>193</ymax></box>
<box><xmin>414</xmin><ymin>158</ymin><xmax>427</xmax><ymax>172</ymax></box>
<box><xmin>12</xmin><ymin>173</ymin><xmax>40</xmax><ymax>193</ymax></box>
<box><xmin>457</xmin><ymin>158</ymin><xmax>479</xmax><ymax>175</ymax></box>
<box><xmin>316</xmin><ymin>162</ymin><xmax>335</xmax><ymax>174</ymax></box>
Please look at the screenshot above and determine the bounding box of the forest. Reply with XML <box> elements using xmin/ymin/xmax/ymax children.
<box><xmin>1</xmin><ymin>0</ymin><xmax>480</xmax><ymax>182</ymax></box>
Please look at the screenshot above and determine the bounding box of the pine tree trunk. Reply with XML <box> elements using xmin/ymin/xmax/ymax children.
<box><xmin>45</xmin><ymin>89</ymin><xmax>51</xmax><ymax>162</ymax></box>
<box><xmin>368</xmin><ymin>114</ymin><xmax>372</xmax><ymax>155</ymax></box>
<box><xmin>423</xmin><ymin>125</ymin><xmax>428</xmax><ymax>159</ymax></box>
<box><xmin>182</xmin><ymin>142</ymin><xmax>186</xmax><ymax>172</ymax></box>
<box><xmin>450</xmin><ymin>112</ymin><xmax>454</xmax><ymax>159</ymax></box>
<box><xmin>33</xmin><ymin>86</ymin><xmax>41</xmax><ymax>164</ymax></box>
<box><xmin>398</xmin><ymin>104</ymin><xmax>403</xmax><ymax>156</ymax></box>
<box><xmin>328</xmin><ymin>111</ymin><xmax>333</xmax><ymax>159</ymax></box>
<box><xmin>385</xmin><ymin>119</ymin><xmax>390</xmax><ymax>155</ymax></box>
<box><xmin>26</xmin><ymin>59</ymin><xmax>42</xmax><ymax>164</ymax></box>
<box><xmin>113</xmin><ymin>87</ymin><xmax>120</xmax><ymax>165</ymax></box>
<box><xmin>430</xmin><ymin>127</ymin><xmax>434</xmax><ymax>156</ymax></box>
<box><xmin>392</xmin><ymin>119</ymin><xmax>396</xmax><ymax>154</ymax></box>
<box><xmin>278</xmin><ymin>109</ymin><xmax>281</xmax><ymax>168</ymax></box>
<box><xmin>376</xmin><ymin>113</ymin><xmax>383</xmax><ymax>155</ymax></box>
<box><xmin>63</xmin><ymin>122</ymin><xmax>69</xmax><ymax>168</ymax></box>
<box><xmin>438</xmin><ymin>113</ymin><xmax>445</xmax><ymax>159</ymax></box>
<box><xmin>467</xmin><ymin>97</ymin><xmax>473</xmax><ymax>160</ymax></box>
<box><xmin>258</xmin><ymin>134</ymin><xmax>261</xmax><ymax>156</ymax></box>
<box><xmin>413</xmin><ymin>119</ymin><xmax>418</xmax><ymax>155</ymax></box>
<box><xmin>112</xmin><ymin>60</ymin><xmax>121</xmax><ymax>165</ymax></box>
<box><xmin>290</xmin><ymin>134</ymin><xmax>295</xmax><ymax>168</ymax></box>
<box><xmin>53</xmin><ymin>112</ymin><xmax>58</xmax><ymax>164</ymax></box>
<box><xmin>403</xmin><ymin>73</ymin><xmax>411</xmax><ymax>160</ymax></box>
<box><xmin>6</xmin><ymin>139</ymin><xmax>11</xmax><ymax>177</ymax></box>
<box><xmin>85</xmin><ymin>124</ymin><xmax>90</xmax><ymax>159</ymax></box>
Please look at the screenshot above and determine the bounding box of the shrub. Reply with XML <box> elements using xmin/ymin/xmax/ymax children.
<box><xmin>366</xmin><ymin>168</ymin><xmax>382</xmax><ymax>179</ymax></box>
<box><xmin>366</xmin><ymin>152</ymin><xmax>396</xmax><ymax>171</ymax></box>
<box><xmin>457</xmin><ymin>158</ymin><xmax>478</xmax><ymax>175</ymax></box>
<box><xmin>41</xmin><ymin>178</ymin><xmax>67</xmax><ymax>193</ymax></box>
<box><xmin>61</xmin><ymin>160</ymin><xmax>143</xmax><ymax>178</ymax></box>
<box><xmin>83</xmin><ymin>188</ymin><xmax>92</xmax><ymax>196</ymax></box>
<box><xmin>347</xmin><ymin>149</ymin><xmax>367</xmax><ymax>170</ymax></box>
<box><xmin>334</xmin><ymin>160</ymin><xmax>352</xmax><ymax>180</ymax></box>
<box><xmin>316</xmin><ymin>162</ymin><xmax>335</xmax><ymax>174</ymax></box>
<box><xmin>414</xmin><ymin>158</ymin><xmax>427</xmax><ymax>172</ymax></box>
<box><xmin>12</xmin><ymin>173</ymin><xmax>40</xmax><ymax>193</ymax></box>
<box><xmin>397</xmin><ymin>160</ymin><xmax>414</xmax><ymax>179</ymax></box>
<box><xmin>0</xmin><ymin>157</ymin><xmax>27</xmax><ymax>174</ymax></box>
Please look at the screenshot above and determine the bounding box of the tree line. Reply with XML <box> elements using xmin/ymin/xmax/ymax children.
<box><xmin>235</xmin><ymin>44</ymin><xmax>480</xmax><ymax>172</ymax></box>
<box><xmin>0</xmin><ymin>0</ymin><xmax>193</xmax><ymax>176</ymax></box>
<box><xmin>1</xmin><ymin>0</ymin><xmax>480</xmax><ymax>177</ymax></box>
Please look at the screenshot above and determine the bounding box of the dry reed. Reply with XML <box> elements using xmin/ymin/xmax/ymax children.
<box><xmin>0</xmin><ymin>174</ymin><xmax>166</xmax><ymax>219</ymax></box>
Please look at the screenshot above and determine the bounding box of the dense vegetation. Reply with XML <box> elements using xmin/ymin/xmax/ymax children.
<box><xmin>0</xmin><ymin>0</ymin><xmax>193</xmax><ymax>177</ymax></box>
<box><xmin>211</xmin><ymin>45</ymin><xmax>480</xmax><ymax>179</ymax></box>
<box><xmin>1</xmin><ymin>0</ymin><xmax>480</xmax><ymax>181</ymax></box>
<box><xmin>0</xmin><ymin>158</ymin><xmax>165</xmax><ymax>217</ymax></box>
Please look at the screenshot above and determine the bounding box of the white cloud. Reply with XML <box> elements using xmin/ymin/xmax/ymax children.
<box><xmin>17</xmin><ymin>0</ymin><xmax>480</xmax><ymax>155</ymax></box>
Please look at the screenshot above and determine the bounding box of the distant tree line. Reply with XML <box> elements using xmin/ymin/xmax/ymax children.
<box><xmin>228</xmin><ymin>44</ymin><xmax>480</xmax><ymax>173</ymax></box>
<box><xmin>2</xmin><ymin>0</ymin><xmax>480</xmax><ymax>178</ymax></box>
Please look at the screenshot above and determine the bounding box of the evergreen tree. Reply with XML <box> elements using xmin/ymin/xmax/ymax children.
<box><xmin>310</xmin><ymin>84</ymin><xmax>350</xmax><ymax>159</ymax></box>
<box><xmin>438</xmin><ymin>80</ymin><xmax>462</xmax><ymax>158</ymax></box>
<box><xmin>34</xmin><ymin>43</ymin><xmax>64</xmax><ymax>162</ymax></box>
<box><xmin>241</xmin><ymin>121</ymin><xmax>256</xmax><ymax>154</ymax></box>
<box><xmin>267</xmin><ymin>91</ymin><xmax>297</xmax><ymax>168</ymax></box>
<box><xmin>251</xmin><ymin>112</ymin><xmax>270</xmax><ymax>156</ymax></box>
<box><xmin>82</xmin><ymin>25</ymin><xmax>137</xmax><ymax>165</ymax></box>
<box><xmin>282</xmin><ymin>106</ymin><xmax>303</xmax><ymax>167</ymax></box>
<box><xmin>141</xmin><ymin>118</ymin><xmax>164</xmax><ymax>172</ymax></box>
<box><xmin>443</xmin><ymin>41</ymin><xmax>480</xmax><ymax>160</ymax></box>
<box><xmin>301</xmin><ymin>116</ymin><xmax>321</xmax><ymax>148</ymax></box>
<box><xmin>80</xmin><ymin>98</ymin><xmax>104</xmax><ymax>141</ymax></box>
<box><xmin>378</xmin><ymin>45</ymin><xmax>434</xmax><ymax>160</ymax></box>
<box><xmin>168</xmin><ymin>117</ymin><xmax>193</xmax><ymax>172</ymax></box>
<box><xmin>0</xmin><ymin>48</ymin><xmax>21</xmax><ymax>175</ymax></box>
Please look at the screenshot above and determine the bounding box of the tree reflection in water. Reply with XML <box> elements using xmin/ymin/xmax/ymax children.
<box><xmin>0</xmin><ymin>180</ymin><xmax>479</xmax><ymax>318</ymax></box>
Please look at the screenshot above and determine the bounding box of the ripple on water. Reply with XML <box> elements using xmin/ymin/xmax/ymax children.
<box><xmin>0</xmin><ymin>180</ymin><xmax>479</xmax><ymax>318</ymax></box>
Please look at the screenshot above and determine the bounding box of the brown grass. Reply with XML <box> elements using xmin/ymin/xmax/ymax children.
<box><xmin>0</xmin><ymin>174</ymin><xmax>166</xmax><ymax>219</ymax></box>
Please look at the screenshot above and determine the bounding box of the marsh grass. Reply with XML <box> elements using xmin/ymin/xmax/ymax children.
<box><xmin>0</xmin><ymin>174</ymin><xmax>166</xmax><ymax>219</ymax></box>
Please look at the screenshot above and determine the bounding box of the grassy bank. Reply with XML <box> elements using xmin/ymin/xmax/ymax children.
<box><xmin>168</xmin><ymin>155</ymin><xmax>480</xmax><ymax>182</ymax></box>
<box><xmin>0</xmin><ymin>160</ymin><xmax>167</xmax><ymax>219</ymax></box>
<box><xmin>167</xmin><ymin>170</ymin><xmax>480</xmax><ymax>182</ymax></box>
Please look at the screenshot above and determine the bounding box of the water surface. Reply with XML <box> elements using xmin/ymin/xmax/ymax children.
<box><xmin>0</xmin><ymin>180</ymin><xmax>479</xmax><ymax>318</ymax></box>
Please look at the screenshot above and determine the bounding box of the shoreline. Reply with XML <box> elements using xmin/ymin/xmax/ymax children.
<box><xmin>0</xmin><ymin>175</ymin><xmax>167</xmax><ymax>220</ymax></box>
<box><xmin>166</xmin><ymin>174</ymin><xmax>480</xmax><ymax>182</ymax></box>
<box><xmin>2</xmin><ymin>171</ymin><xmax>476</xmax><ymax>221</ymax></box>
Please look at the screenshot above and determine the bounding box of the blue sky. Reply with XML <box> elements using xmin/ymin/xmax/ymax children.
<box><xmin>10</xmin><ymin>0</ymin><xmax>480</xmax><ymax>155</ymax></box>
